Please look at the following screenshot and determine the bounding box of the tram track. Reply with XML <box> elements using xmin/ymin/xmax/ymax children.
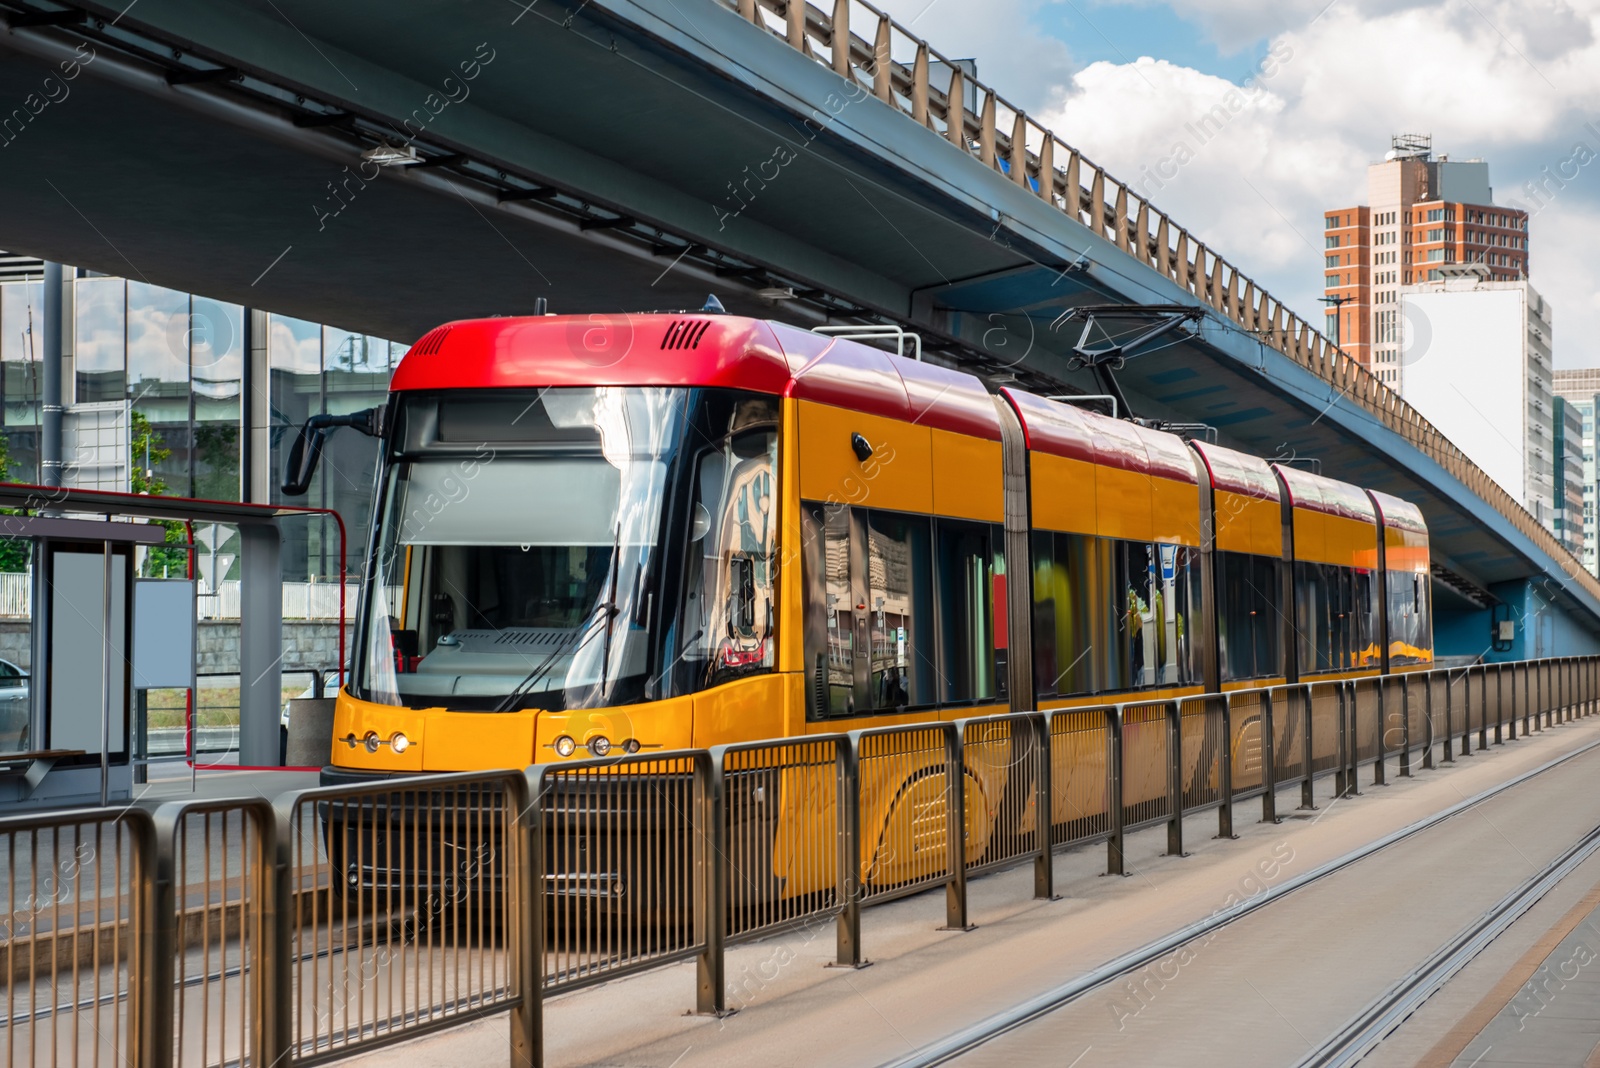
<box><xmin>879</xmin><ymin>734</ymin><xmax>1600</xmax><ymax>1068</ymax></box>
<box><xmin>1293</xmin><ymin>821</ymin><xmax>1600</xmax><ymax>1068</ymax></box>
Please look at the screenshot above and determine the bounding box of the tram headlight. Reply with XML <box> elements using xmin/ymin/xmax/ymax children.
<box><xmin>363</xmin><ymin>731</ymin><xmax>381</xmax><ymax>753</ymax></box>
<box><xmin>553</xmin><ymin>735</ymin><xmax>577</xmax><ymax>758</ymax></box>
<box><xmin>588</xmin><ymin>735</ymin><xmax>612</xmax><ymax>757</ymax></box>
<box><xmin>623</xmin><ymin>739</ymin><xmax>641</xmax><ymax>755</ymax></box>
<box><xmin>389</xmin><ymin>732</ymin><xmax>410</xmax><ymax>754</ymax></box>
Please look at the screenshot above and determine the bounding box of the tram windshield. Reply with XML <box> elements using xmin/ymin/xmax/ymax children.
<box><xmin>355</xmin><ymin>386</ymin><xmax>778</xmax><ymax>711</ymax></box>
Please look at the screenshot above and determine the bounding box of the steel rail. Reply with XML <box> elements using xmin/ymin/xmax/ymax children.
<box><xmin>1294</xmin><ymin>822</ymin><xmax>1600</xmax><ymax>1067</ymax></box>
<box><xmin>878</xmin><ymin>734</ymin><xmax>1600</xmax><ymax>1068</ymax></box>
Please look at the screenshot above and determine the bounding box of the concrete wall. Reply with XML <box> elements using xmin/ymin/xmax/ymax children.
<box><xmin>1438</xmin><ymin>580</ymin><xmax>1600</xmax><ymax>663</ymax></box>
<box><xmin>0</xmin><ymin>620</ymin><xmax>350</xmax><ymax>675</ymax></box>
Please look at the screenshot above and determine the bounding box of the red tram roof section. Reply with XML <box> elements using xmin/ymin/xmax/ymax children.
<box><xmin>1273</xmin><ymin>464</ymin><xmax>1379</xmax><ymax>524</ymax></box>
<box><xmin>1001</xmin><ymin>388</ymin><xmax>1197</xmax><ymax>483</ymax></box>
<box><xmin>1190</xmin><ymin>441</ymin><xmax>1280</xmax><ymax>502</ymax></box>
<box><xmin>1368</xmin><ymin>489</ymin><xmax>1429</xmax><ymax>536</ymax></box>
<box><xmin>390</xmin><ymin>314</ymin><xmax>1002</xmax><ymax>441</ymax></box>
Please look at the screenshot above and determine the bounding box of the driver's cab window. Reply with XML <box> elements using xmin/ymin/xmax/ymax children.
<box><xmin>676</xmin><ymin>404</ymin><xmax>778</xmax><ymax>693</ymax></box>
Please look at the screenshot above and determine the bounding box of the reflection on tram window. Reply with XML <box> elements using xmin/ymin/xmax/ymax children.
<box><xmin>1293</xmin><ymin>562</ymin><xmax>1380</xmax><ymax>674</ymax></box>
<box><xmin>933</xmin><ymin>519</ymin><xmax>1001</xmax><ymax>705</ymax></box>
<box><xmin>1216</xmin><ymin>551</ymin><xmax>1283</xmax><ymax>682</ymax></box>
<box><xmin>1031</xmin><ymin>530</ymin><xmax>1100</xmax><ymax>699</ymax></box>
<box><xmin>1109</xmin><ymin>541</ymin><xmax>1202</xmax><ymax>691</ymax></box>
<box><xmin>676</xmin><ymin>422</ymin><xmax>778</xmax><ymax>691</ymax></box>
<box><xmin>800</xmin><ymin>504</ymin><xmax>962</xmax><ymax>717</ymax></box>
<box><xmin>1034</xmin><ymin>533</ymin><xmax>1201</xmax><ymax>697</ymax></box>
<box><xmin>866</xmin><ymin>512</ymin><xmax>935</xmax><ymax>710</ymax></box>
<box><xmin>1387</xmin><ymin>570</ymin><xmax>1432</xmax><ymax>665</ymax></box>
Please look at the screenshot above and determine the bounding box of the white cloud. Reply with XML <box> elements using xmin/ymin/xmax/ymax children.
<box><xmin>1021</xmin><ymin>0</ymin><xmax>1600</xmax><ymax>365</ymax></box>
<box><xmin>870</xmin><ymin>0</ymin><xmax>1076</xmax><ymax>112</ymax></box>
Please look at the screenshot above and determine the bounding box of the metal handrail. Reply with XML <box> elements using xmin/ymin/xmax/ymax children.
<box><xmin>4</xmin><ymin>655</ymin><xmax>1598</xmax><ymax>1066</ymax></box>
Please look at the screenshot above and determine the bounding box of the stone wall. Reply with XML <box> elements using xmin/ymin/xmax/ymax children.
<box><xmin>0</xmin><ymin>620</ymin><xmax>352</xmax><ymax>675</ymax></box>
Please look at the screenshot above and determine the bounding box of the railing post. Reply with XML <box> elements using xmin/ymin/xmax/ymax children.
<box><xmin>1107</xmin><ymin>706</ymin><xmax>1126</xmax><ymax>874</ymax></box>
<box><xmin>509</xmin><ymin>773</ymin><xmax>541</xmax><ymax>1067</ymax></box>
<box><xmin>1440</xmin><ymin>670</ymin><xmax>1452</xmax><ymax>764</ymax></box>
<box><xmin>129</xmin><ymin>811</ymin><xmax>165</xmax><ymax>1068</ymax></box>
<box><xmin>258</xmin><ymin>804</ymin><xmax>289</xmax><ymax>1068</ymax></box>
<box><xmin>1034</xmin><ymin>713</ymin><xmax>1056</xmax><ymax>899</ymax></box>
<box><xmin>1216</xmin><ymin>695</ymin><xmax>1235</xmax><ymax>839</ymax></box>
<box><xmin>941</xmin><ymin>723</ymin><xmax>973</xmax><ymax>930</ymax></box>
<box><xmin>1458</xmin><ymin>669</ymin><xmax>1471</xmax><ymax>757</ymax></box>
<box><xmin>1399</xmin><ymin>676</ymin><xmax>1413</xmax><ymax>778</ymax></box>
<box><xmin>1527</xmin><ymin>663</ymin><xmax>1535</xmax><ymax>731</ymax></box>
<box><xmin>835</xmin><ymin>734</ymin><xmax>865</xmax><ymax>967</ymax></box>
<box><xmin>1260</xmin><ymin>689</ymin><xmax>1278</xmax><ymax>823</ymax></box>
<box><xmin>1482</xmin><ymin>667</ymin><xmax>1492</xmax><ymax>748</ymax></box>
<box><xmin>1373</xmin><ymin>681</ymin><xmax>1387</xmax><ymax>786</ymax></box>
<box><xmin>1334</xmin><ymin>685</ymin><xmax>1348</xmax><ymax>797</ymax></box>
<box><xmin>1495</xmin><ymin>666</ymin><xmax>1506</xmax><ymax>744</ymax></box>
<box><xmin>1165</xmin><ymin>700</ymin><xmax>1184</xmax><ymax>857</ymax></box>
<box><xmin>1300</xmin><ymin>686</ymin><xmax>1315</xmax><ymax>809</ymax></box>
<box><xmin>696</xmin><ymin>752</ymin><xmax>727</xmax><ymax>1014</ymax></box>
<box><xmin>1427</xmin><ymin>671</ymin><xmax>1440</xmax><ymax>764</ymax></box>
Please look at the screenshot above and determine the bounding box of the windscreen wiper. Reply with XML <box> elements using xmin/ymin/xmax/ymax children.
<box><xmin>490</xmin><ymin>599</ymin><xmax>615</xmax><ymax>713</ymax></box>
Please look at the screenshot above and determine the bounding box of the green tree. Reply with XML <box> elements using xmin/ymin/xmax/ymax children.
<box><xmin>131</xmin><ymin>411</ymin><xmax>190</xmax><ymax>578</ymax></box>
<box><xmin>193</xmin><ymin>424</ymin><xmax>240</xmax><ymax>501</ymax></box>
<box><xmin>0</xmin><ymin>435</ymin><xmax>28</xmax><ymax>573</ymax></box>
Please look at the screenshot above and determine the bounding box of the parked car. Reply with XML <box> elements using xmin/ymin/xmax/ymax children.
<box><xmin>0</xmin><ymin>658</ymin><xmax>27</xmax><ymax>752</ymax></box>
<box><xmin>281</xmin><ymin>669</ymin><xmax>343</xmax><ymax>764</ymax></box>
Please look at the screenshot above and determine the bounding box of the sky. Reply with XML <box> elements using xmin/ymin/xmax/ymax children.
<box><xmin>874</xmin><ymin>0</ymin><xmax>1600</xmax><ymax>368</ymax></box>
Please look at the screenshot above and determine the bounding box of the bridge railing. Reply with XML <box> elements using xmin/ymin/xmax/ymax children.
<box><xmin>5</xmin><ymin>655</ymin><xmax>1599</xmax><ymax>1066</ymax></box>
<box><xmin>722</xmin><ymin>0</ymin><xmax>1600</xmax><ymax>606</ymax></box>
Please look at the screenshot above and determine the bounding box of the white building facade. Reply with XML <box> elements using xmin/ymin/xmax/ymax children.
<box><xmin>1398</xmin><ymin>270</ymin><xmax>1556</xmax><ymax>530</ymax></box>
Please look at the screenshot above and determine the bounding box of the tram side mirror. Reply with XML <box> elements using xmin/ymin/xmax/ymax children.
<box><xmin>281</xmin><ymin>406</ymin><xmax>387</xmax><ymax>496</ymax></box>
<box><xmin>282</xmin><ymin>421</ymin><xmax>329</xmax><ymax>496</ymax></box>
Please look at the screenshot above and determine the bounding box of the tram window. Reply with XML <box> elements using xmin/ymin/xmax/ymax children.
<box><xmin>1031</xmin><ymin>531</ymin><xmax>1100</xmax><ymax>698</ymax></box>
<box><xmin>1294</xmin><ymin>562</ymin><xmax>1379</xmax><ymax>674</ymax></box>
<box><xmin>866</xmin><ymin>512</ymin><xmax>935</xmax><ymax>710</ymax></box>
<box><xmin>1352</xmin><ymin>568</ymin><xmax>1379</xmax><ymax>668</ymax></box>
<box><xmin>1294</xmin><ymin>562</ymin><xmax>1333</xmax><ymax>673</ymax></box>
<box><xmin>1109</xmin><ymin>542</ymin><xmax>1154</xmax><ymax>691</ymax></box>
<box><xmin>1216</xmin><ymin>552</ymin><xmax>1281</xmax><ymax>682</ymax></box>
<box><xmin>1388</xmin><ymin>569</ymin><xmax>1432</xmax><ymax>665</ymax></box>
<box><xmin>934</xmin><ymin>519</ymin><xmax>998</xmax><ymax>704</ymax></box>
<box><xmin>1154</xmin><ymin>545</ymin><xmax>1202</xmax><ymax>687</ymax></box>
<box><xmin>800</xmin><ymin>502</ymin><xmax>856</xmax><ymax>716</ymax></box>
<box><xmin>678</xmin><ymin>428</ymin><xmax>779</xmax><ymax>691</ymax></box>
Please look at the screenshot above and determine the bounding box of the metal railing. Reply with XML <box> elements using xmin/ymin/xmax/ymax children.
<box><xmin>1</xmin><ymin>654</ymin><xmax>1596</xmax><ymax>1066</ymax></box>
<box><xmin>716</xmin><ymin>0</ymin><xmax>1598</xmax><ymax>604</ymax></box>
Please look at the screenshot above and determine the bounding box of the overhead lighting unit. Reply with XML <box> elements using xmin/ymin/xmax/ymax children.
<box><xmin>360</xmin><ymin>142</ymin><xmax>421</xmax><ymax>168</ymax></box>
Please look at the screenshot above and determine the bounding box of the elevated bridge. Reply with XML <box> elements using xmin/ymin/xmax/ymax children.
<box><xmin>0</xmin><ymin>0</ymin><xmax>1593</xmax><ymax>650</ymax></box>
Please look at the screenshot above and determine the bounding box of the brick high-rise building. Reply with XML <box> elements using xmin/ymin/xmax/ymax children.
<box><xmin>1323</xmin><ymin>135</ymin><xmax>1530</xmax><ymax>385</ymax></box>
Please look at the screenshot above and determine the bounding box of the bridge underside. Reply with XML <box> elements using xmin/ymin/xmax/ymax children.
<box><xmin>0</xmin><ymin>0</ymin><xmax>1592</xmax><ymax>648</ymax></box>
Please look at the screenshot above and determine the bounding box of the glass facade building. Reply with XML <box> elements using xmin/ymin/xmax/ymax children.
<box><xmin>1552</xmin><ymin>369</ymin><xmax>1600</xmax><ymax>577</ymax></box>
<box><xmin>0</xmin><ymin>269</ymin><xmax>399</xmax><ymax>582</ymax></box>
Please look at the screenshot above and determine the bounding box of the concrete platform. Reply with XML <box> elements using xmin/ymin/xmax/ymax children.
<box><xmin>345</xmin><ymin>717</ymin><xmax>1600</xmax><ymax>1068</ymax></box>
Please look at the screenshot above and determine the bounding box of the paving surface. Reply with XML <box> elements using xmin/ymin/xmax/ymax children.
<box><xmin>342</xmin><ymin>716</ymin><xmax>1600</xmax><ymax>1068</ymax></box>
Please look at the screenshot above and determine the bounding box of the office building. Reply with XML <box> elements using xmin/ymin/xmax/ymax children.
<box><xmin>1553</xmin><ymin>395</ymin><xmax>1585</xmax><ymax>557</ymax></box>
<box><xmin>1553</xmin><ymin>368</ymin><xmax>1600</xmax><ymax>576</ymax></box>
<box><xmin>0</xmin><ymin>255</ymin><xmax>396</xmax><ymax>584</ymax></box>
<box><xmin>1324</xmin><ymin>135</ymin><xmax>1529</xmax><ymax>384</ymax></box>
<box><xmin>1398</xmin><ymin>271</ymin><xmax>1555</xmax><ymax>530</ymax></box>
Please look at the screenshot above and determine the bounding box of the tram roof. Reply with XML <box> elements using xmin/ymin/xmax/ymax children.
<box><xmin>1273</xmin><ymin>463</ymin><xmax>1379</xmax><ymax>524</ymax></box>
<box><xmin>389</xmin><ymin>313</ymin><xmax>1002</xmax><ymax>441</ymax></box>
